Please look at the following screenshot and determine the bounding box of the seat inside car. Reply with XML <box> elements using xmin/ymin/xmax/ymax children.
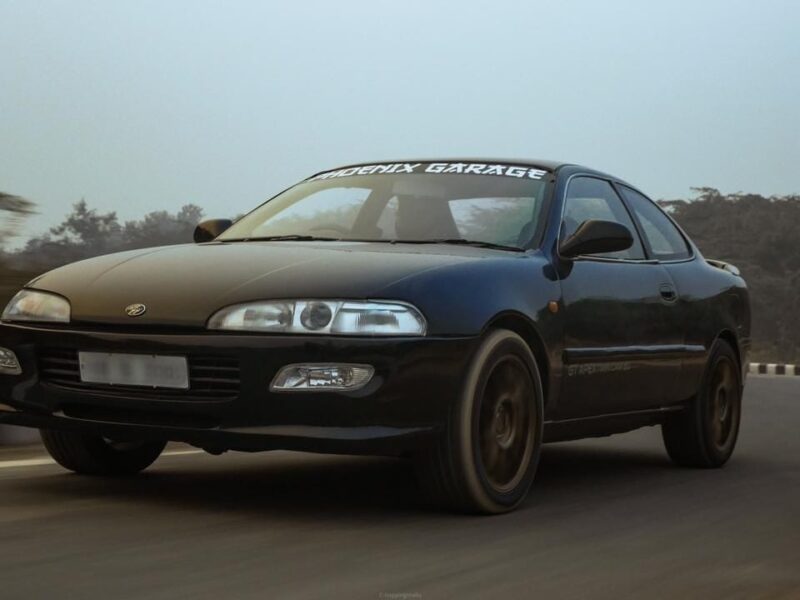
<box><xmin>395</xmin><ymin>195</ymin><xmax>461</xmax><ymax>240</ymax></box>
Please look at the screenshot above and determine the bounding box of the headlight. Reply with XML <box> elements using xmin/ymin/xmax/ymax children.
<box><xmin>2</xmin><ymin>289</ymin><xmax>71</xmax><ymax>323</ymax></box>
<box><xmin>208</xmin><ymin>300</ymin><xmax>426</xmax><ymax>336</ymax></box>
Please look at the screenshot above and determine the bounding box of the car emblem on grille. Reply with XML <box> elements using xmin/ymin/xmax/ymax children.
<box><xmin>125</xmin><ymin>303</ymin><xmax>147</xmax><ymax>317</ymax></box>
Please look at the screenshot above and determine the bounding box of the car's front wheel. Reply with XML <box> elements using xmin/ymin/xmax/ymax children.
<box><xmin>661</xmin><ymin>339</ymin><xmax>742</xmax><ymax>468</ymax></box>
<box><xmin>40</xmin><ymin>429</ymin><xmax>166</xmax><ymax>476</ymax></box>
<box><xmin>415</xmin><ymin>329</ymin><xmax>544</xmax><ymax>514</ymax></box>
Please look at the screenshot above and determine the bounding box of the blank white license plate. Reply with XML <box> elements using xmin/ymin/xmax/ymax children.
<box><xmin>78</xmin><ymin>352</ymin><xmax>189</xmax><ymax>389</ymax></box>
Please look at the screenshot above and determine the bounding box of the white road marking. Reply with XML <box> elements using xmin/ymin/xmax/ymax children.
<box><xmin>161</xmin><ymin>449</ymin><xmax>204</xmax><ymax>457</ymax></box>
<box><xmin>0</xmin><ymin>457</ymin><xmax>54</xmax><ymax>469</ymax></box>
<box><xmin>0</xmin><ymin>448</ymin><xmax>203</xmax><ymax>470</ymax></box>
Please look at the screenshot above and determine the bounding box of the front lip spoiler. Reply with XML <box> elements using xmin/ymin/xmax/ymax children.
<box><xmin>0</xmin><ymin>409</ymin><xmax>436</xmax><ymax>456</ymax></box>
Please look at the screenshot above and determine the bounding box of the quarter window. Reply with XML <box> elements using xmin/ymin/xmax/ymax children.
<box><xmin>562</xmin><ymin>177</ymin><xmax>645</xmax><ymax>260</ymax></box>
<box><xmin>619</xmin><ymin>186</ymin><xmax>691</xmax><ymax>261</ymax></box>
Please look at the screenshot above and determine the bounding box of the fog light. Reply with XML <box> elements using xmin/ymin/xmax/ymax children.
<box><xmin>270</xmin><ymin>363</ymin><xmax>374</xmax><ymax>392</ymax></box>
<box><xmin>0</xmin><ymin>347</ymin><xmax>21</xmax><ymax>375</ymax></box>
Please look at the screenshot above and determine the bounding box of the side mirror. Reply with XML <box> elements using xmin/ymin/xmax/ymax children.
<box><xmin>559</xmin><ymin>219</ymin><xmax>634</xmax><ymax>258</ymax></box>
<box><xmin>194</xmin><ymin>219</ymin><xmax>233</xmax><ymax>243</ymax></box>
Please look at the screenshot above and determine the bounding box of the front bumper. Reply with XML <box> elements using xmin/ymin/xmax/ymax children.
<box><xmin>0</xmin><ymin>323</ymin><xmax>477</xmax><ymax>455</ymax></box>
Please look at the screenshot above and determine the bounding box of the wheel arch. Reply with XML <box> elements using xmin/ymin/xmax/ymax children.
<box><xmin>484</xmin><ymin>312</ymin><xmax>551</xmax><ymax>407</ymax></box>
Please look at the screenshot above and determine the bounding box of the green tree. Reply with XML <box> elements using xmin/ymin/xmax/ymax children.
<box><xmin>122</xmin><ymin>204</ymin><xmax>204</xmax><ymax>249</ymax></box>
<box><xmin>19</xmin><ymin>200</ymin><xmax>122</xmax><ymax>267</ymax></box>
<box><xmin>17</xmin><ymin>201</ymin><xmax>204</xmax><ymax>269</ymax></box>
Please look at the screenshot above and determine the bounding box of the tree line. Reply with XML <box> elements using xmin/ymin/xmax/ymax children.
<box><xmin>1</xmin><ymin>189</ymin><xmax>799</xmax><ymax>362</ymax></box>
<box><xmin>0</xmin><ymin>199</ymin><xmax>204</xmax><ymax>305</ymax></box>
<box><xmin>664</xmin><ymin>188</ymin><xmax>800</xmax><ymax>363</ymax></box>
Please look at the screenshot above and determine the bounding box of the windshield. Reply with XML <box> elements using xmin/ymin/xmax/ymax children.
<box><xmin>218</xmin><ymin>162</ymin><xmax>551</xmax><ymax>249</ymax></box>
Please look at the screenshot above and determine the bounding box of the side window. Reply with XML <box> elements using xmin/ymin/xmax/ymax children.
<box><xmin>619</xmin><ymin>186</ymin><xmax>691</xmax><ymax>261</ymax></box>
<box><xmin>562</xmin><ymin>177</ymin><xmax>645</xmax><ymax>260</ymax></box>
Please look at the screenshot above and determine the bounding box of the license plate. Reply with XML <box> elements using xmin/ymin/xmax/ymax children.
<box><xmin>78</xmin><ymin>352</ymin><xmax>189</xmax><ymax>389</ymax></box>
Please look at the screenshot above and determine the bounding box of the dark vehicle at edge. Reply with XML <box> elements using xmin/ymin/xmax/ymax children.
<box><xmin>0</xmin><ymin>159</ymin><xmax>750</xmax><ymax>514</ymax></box>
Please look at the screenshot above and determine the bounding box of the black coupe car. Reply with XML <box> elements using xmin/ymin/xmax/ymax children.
<box><xmin>0</xmin><ymin>159</ymin><xmax>750</xmax><ymax>513</ymax></box>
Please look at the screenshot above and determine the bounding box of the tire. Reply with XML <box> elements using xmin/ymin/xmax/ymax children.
<box><xmin>662</xmin><ymin>339</ymin><xmax>742</xmax><ymax>468</ymax></box>
<box><xmin>40</xmin><ymin>429</ymin><xmax>166</xmax><ymax>476</ymax></box>
<box><xmin>415</xmin><ymin>329</ymin><xmax>544</xmax><ymax>514</ymax></box>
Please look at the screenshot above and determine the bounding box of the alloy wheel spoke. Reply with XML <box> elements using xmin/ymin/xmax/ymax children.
<box><xmin>478</xmin><ymin>356</ymin><xmax>534</xmax><ymax>491</ymax></box>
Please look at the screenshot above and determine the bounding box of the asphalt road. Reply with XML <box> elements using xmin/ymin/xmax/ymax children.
<box><xmin>0</xmin><ymin>377</ymin><xmax>798</xmax><ymax>600</ymax></box>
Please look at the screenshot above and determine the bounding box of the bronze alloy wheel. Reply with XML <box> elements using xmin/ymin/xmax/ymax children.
<box><xmin>414</xmin><ymin>329</ymin><xmax>543</xmax><ymax>513</ymax></box>
<box><xmin>477</xmin><ymin>355</ymin><xmax>535</xmax><ymax>493</ymax></box>
<box><xmin>707</xmin><ymin>356</ymin><xmax>739</xmax><ymax>452</ymax></box>
<box><xmin>662</xmin><ymin>339</ymin><xmax>742</xmax><ymax>468</ymax></box>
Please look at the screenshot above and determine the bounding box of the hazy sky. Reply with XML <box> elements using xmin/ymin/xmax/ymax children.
<box><xmin>1</xmin><ymin>0</ymin><xmax>798</xmax><ymax>244</ymax></box>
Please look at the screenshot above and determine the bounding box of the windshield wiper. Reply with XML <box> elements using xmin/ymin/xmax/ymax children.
<box><xmin>390</xmin><ymin>238</ymin><xmax>525</xmax><ymax>252</ymax></box>
<box><xmin>222</xmin><ymin>235</ymin><xmax>342</xmax><ymax>243</ymax></box>
<box><xmin>221</xmin><ymin>235</ymin><xmax>523</xmax><ymax>251</ymax></box>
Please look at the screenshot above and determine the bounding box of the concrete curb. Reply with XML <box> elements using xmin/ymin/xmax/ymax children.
<box><xmin>749</xmin><ymin>363</ymin><xmax>799</xmax><ymax>376</ymax></box>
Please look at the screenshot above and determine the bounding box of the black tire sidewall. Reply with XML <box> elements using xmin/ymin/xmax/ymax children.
<box><xmin>40</xmin><ymin>429</ymin><xmax>166</xmax><ymax>476</ymax></box>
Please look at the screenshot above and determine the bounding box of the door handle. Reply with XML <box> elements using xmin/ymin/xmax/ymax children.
<box><xmin>659</xmin><ymin>284</ymin><xmax>678</xmax><ymax>303</ymax></box>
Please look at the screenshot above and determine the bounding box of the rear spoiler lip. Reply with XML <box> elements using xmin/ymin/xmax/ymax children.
<box><xmin>707</xmin><ymin>258</ymin><xmax>741</xmax><ymax>277</ymax></box>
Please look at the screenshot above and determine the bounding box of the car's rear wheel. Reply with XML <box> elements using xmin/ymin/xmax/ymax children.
<box><xmin>662</xmin><ymin>339</ymin><xmax>742</xmax><ymax>468</ymax></box>
<box><xmin>40</xmin><ymin>429</ymin><xmax>166</xmax><ymax>476</ymax></box>
<box><xmin>415</xmin><ymin>329</ymin><xmax>544</xmax><ymax>514</ymax></box>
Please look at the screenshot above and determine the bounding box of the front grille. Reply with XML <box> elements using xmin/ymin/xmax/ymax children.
<box><xmin>39</xmin><ymin>348</ymin><xmax>240</xmax><ymax>402</ymax></box>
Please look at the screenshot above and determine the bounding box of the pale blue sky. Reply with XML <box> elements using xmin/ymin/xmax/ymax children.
<box><xmin>1</xmin><ymin>0</ymin><xmax>798</xmax><ymax>244</ymax></box>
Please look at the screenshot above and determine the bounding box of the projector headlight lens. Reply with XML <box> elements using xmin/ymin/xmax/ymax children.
<box><xmin>300</xmin><ymin>301</ymin><xmax>333</xmax><ymax>330</ymax></box>
<box><xmin>208</xmin><ymin>300</ymin><xmax>426</xmax><ymax>336</ymax></box>
<box><xmin>2</xmin><ymin>289</ymin><xmax>71</xmax><ymax>324</ymax></box>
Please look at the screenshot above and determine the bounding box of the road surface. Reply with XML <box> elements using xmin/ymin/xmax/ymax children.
<box><xmin>0</xmin><ymin>377</ymin><xmax>798</xmax><ymax>599</ymax></box>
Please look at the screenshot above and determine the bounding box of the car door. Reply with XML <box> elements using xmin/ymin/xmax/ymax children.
<box><xmin>555</xmin><ymin>176</ymin><xmax>683</xmax><ymax>419</ymax></box>
<box><xmin>616</xmin><ymin>184</ymin><xmax>703</xmax><ymax>403</ymax></box>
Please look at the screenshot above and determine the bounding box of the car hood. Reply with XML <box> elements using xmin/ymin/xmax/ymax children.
<box><xmin>28</xmin><ymin>241</ymin><xmax>503</xmax><ymax>327</ymax></box>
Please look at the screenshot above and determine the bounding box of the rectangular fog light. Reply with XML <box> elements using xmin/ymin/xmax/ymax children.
<box><xmin>270</xmin><ymin>363</ymin><xmax>374</xmax><ymax>392</ymax></box>
<box><xmin>0</xmin><ymin>347</ymin><xmax>21</xmax><ymax>375</ymax></box>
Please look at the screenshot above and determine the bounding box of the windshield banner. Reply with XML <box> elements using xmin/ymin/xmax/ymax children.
<box><xmin>309</xmin><ymin>162</ymin><xmax>549</xmax><ymax>181</ymax></box>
